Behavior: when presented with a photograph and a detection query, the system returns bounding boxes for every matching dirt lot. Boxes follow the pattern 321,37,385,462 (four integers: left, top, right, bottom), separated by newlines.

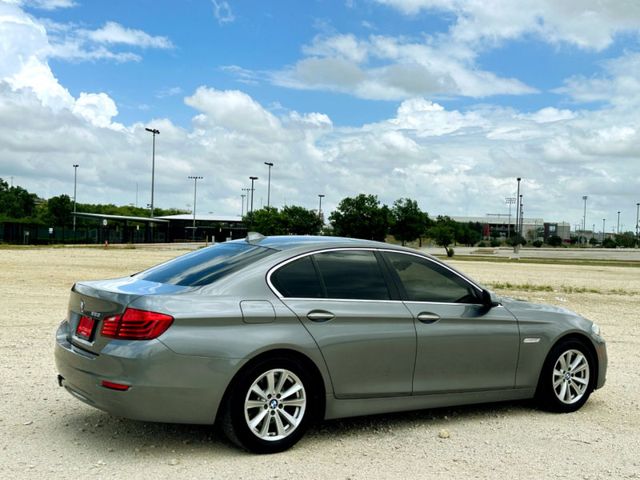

0,247,638,479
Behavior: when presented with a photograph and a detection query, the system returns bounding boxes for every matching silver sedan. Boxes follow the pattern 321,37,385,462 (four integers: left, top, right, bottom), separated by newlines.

55,235,607,453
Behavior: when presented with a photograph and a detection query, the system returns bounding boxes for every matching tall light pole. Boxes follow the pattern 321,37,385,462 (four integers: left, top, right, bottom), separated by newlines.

582,195,588,233
519,194,524,238
243,188,251,215
636,203,640,247
602,218,606,243
249,176,258,213
145,127,160,217
515,178,521,236
72,164,79,232
241,194,246,216
264,162,273,208
188,176,203,241
505,197,516,238
318,194,325,219
617,211,621,234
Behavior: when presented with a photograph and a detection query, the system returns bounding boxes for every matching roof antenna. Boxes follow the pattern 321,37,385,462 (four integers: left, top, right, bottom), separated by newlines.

245,232,265,244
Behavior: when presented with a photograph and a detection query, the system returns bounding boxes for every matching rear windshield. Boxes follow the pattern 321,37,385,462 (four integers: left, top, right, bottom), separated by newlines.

135,242,276,287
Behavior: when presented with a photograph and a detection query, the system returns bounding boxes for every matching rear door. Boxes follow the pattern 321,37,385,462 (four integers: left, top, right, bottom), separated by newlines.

270,249,416,398
382,251,520,394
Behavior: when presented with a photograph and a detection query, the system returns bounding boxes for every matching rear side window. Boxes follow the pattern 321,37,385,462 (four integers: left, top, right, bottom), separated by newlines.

135,242,275,287
384,252,478,303
314,250,390,300
271,256,323,298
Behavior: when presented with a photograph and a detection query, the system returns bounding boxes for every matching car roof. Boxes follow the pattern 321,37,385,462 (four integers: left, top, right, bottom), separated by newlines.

231,234,409,252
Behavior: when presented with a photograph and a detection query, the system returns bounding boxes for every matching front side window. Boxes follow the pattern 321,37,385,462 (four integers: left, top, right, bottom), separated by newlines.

384,252,478,303
314,250,390,300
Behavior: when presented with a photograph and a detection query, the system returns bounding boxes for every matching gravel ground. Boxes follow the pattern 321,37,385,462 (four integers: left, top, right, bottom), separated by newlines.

0,247,638,479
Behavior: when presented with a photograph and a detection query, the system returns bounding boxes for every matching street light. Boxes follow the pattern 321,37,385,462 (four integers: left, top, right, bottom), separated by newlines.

636,203,640,247
515,178,521,235
72,164,79,232
145,127,160,217
249,176,258,213
519,194,524,237
242,188,251,215
318,194,325,219
264,162,274,208
582,195,588,233
505,197,516,239
617,211,621,234
188,176,203,241
602,218,606,243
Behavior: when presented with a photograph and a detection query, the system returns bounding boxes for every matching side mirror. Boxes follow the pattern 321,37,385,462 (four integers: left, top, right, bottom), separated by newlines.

481,289,499,309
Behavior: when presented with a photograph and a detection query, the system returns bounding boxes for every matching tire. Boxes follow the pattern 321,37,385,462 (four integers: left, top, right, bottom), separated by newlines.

221,356,316,454
536,339,595,413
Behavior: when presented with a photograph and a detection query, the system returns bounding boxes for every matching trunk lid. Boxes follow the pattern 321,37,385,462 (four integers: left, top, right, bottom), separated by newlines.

67,277,190,354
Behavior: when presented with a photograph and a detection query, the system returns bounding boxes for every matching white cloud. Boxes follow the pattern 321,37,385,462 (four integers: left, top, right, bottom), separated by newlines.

21,0,76,10
556,52,640,108
211,0,235,24
82,21,173,49
375,0,640,51
270,34,535,100
0,1,639,229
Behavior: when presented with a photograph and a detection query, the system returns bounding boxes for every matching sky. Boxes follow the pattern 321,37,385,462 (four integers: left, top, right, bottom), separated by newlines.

0,0,639,232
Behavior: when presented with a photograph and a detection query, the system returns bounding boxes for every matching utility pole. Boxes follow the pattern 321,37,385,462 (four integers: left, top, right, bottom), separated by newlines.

241,194,246,217
249,176,258,213
515,178,521,236
145,127,160,217
617,211,621,234
72,164,79,232
188,176,203,241
264,162,273,208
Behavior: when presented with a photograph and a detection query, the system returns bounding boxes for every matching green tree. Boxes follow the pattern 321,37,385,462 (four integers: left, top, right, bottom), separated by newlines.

427,217,455,256
280,205,322,235
547,235,563,247
390,198,428,245
615,232,636,248
456,222,482,246
0,178,38,219
244,207,284,235
46,194,73,226
329,194,390,241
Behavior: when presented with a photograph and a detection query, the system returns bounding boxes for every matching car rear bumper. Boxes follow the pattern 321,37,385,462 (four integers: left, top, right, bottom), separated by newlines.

54,320,238,425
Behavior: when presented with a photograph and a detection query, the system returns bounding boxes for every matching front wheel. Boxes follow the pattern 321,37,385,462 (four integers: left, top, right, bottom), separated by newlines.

222,357,316,453
537,339,595,413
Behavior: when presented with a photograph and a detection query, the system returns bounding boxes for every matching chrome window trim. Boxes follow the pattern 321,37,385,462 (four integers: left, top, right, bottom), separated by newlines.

266,247,484,302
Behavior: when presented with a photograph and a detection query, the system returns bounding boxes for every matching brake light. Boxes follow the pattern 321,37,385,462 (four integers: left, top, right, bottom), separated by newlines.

100,308,174,340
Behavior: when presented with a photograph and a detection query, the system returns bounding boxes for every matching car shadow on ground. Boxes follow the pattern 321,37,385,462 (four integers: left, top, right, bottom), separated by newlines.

55,399,537,456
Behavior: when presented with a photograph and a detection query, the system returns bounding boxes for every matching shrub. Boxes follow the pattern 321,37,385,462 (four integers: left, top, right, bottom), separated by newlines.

532,240,543,248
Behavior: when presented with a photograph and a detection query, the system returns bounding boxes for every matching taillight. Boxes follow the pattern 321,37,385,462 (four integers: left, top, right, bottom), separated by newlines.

100,308,174,340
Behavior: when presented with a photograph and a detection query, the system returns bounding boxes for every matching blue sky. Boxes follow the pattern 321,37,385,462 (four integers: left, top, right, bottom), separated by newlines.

1,0,640,231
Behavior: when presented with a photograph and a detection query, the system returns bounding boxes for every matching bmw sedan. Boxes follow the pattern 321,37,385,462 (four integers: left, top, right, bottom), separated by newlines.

55,235,607,453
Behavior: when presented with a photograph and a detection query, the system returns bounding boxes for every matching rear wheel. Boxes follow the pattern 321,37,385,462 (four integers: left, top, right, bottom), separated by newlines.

537,339,595,413
222,357,315,453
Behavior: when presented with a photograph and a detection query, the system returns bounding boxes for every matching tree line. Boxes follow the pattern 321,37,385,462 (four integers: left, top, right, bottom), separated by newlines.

0,178,184,226
245,193,484,254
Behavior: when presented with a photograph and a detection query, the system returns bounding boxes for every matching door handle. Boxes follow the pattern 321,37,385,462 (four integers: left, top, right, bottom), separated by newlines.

417,312,440,324
306,310,335,322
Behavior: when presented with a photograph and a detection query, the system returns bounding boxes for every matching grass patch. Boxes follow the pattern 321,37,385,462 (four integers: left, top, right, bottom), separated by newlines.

435,254,640,268
487,282,634,296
